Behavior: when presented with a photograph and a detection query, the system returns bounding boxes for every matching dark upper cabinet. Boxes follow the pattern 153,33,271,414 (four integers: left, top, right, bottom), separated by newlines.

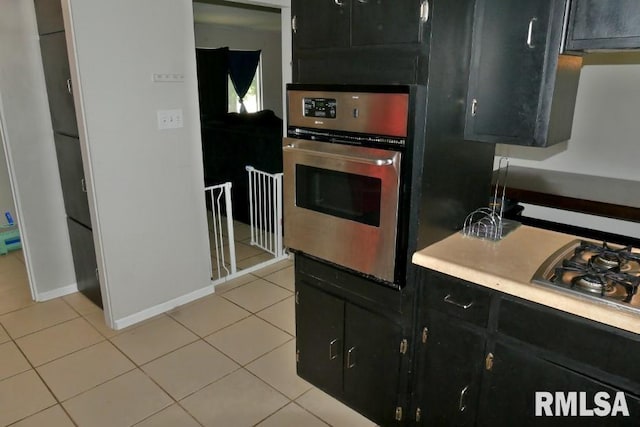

67,218,101,308
415,310,485,426
566,0,640,51
464,0,582,147
291,0,430,84
53,134,91,228
291,0,350,49
295,275,403,426
292,0,426,49
34,0,64,35
350,0,424,46
39,31,79,138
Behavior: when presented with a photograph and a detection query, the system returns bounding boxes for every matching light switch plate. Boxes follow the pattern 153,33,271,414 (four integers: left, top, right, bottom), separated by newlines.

157,109,183,130
152,73,185,82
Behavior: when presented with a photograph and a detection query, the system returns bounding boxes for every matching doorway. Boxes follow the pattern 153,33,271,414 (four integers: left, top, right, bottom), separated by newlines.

192,0,291,282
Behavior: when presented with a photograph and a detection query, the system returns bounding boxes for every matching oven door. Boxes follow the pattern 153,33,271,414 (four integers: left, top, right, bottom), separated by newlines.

283,137,401,283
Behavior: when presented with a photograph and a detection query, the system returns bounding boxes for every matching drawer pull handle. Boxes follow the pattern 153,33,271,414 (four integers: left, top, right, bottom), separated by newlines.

444,294,474,309
329,339,339,361
459,385,469,412
346,346,357,368
526,17,537,48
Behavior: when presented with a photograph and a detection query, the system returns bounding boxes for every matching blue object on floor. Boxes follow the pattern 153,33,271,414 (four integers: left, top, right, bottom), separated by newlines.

0,212,21,255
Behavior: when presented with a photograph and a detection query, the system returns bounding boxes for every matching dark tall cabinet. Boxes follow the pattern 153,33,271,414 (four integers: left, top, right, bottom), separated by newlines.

34,0,101,308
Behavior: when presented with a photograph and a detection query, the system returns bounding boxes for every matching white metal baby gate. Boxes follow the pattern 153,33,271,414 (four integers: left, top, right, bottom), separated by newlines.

246,166,285,259
205,168,287,285
205,182,237,282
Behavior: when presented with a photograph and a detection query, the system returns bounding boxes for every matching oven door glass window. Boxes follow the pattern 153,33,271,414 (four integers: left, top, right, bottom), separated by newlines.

296,165,381,227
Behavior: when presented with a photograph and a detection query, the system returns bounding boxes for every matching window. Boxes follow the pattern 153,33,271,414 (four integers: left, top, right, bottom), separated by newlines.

227,59,262,113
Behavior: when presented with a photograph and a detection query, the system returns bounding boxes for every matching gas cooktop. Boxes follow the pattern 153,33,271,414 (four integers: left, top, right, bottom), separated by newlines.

532,240,640,314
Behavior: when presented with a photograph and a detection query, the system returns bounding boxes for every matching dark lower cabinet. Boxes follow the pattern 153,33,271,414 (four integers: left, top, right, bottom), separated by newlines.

479,341,640,426
566,0,640,50
67,218,101,308
295,278,403,425
414,268,640,426
295,281,344,397
415,310,485,426
53,134,91,227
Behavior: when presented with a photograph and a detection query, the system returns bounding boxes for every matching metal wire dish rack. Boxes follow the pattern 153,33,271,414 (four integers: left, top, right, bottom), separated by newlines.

462,157,520,241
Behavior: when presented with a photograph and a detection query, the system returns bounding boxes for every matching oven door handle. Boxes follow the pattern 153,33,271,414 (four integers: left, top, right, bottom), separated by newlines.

283,143,394,166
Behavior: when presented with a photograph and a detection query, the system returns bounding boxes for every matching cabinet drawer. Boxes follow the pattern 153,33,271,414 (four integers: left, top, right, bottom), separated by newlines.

498,297,640,392
421,270,492,327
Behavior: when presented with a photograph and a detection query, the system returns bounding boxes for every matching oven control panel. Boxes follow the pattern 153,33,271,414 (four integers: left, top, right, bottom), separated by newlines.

303,98,337,119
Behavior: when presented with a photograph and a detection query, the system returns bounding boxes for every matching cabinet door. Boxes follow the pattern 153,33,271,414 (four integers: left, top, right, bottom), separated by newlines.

54,134,91,227
295,280,344,397
67,218,102,308
415,310,485,426
343,303,402,425
464,0,575,146
567,0,640,50
292,0,350,49
34,0,64,35
351,0,424,46
479,342,640,426
39,32,79,137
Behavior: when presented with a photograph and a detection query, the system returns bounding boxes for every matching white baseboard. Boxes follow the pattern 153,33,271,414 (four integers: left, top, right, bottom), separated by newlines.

35,283,78,302
112,284,215,330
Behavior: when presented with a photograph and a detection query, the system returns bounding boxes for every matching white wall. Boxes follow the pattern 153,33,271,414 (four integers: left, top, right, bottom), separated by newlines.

66,0,211,327
194,22,283,117
496,60,640,239
0,0,77,299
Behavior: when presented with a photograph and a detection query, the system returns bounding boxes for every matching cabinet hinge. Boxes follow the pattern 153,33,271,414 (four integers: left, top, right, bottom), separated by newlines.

95,268,99,282
291,15,297,33
295,291,299,305
296,349,300,363
415,407,422,422
66,78,73,95
485,352,494,371
395,406,403,421
420,1,430,23
399,338,408,355
421,327,428,344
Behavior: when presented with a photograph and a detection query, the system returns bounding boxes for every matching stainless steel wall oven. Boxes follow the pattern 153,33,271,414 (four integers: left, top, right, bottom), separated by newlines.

284,85,426,287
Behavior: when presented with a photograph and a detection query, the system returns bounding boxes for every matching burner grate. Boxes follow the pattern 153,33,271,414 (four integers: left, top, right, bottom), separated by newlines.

553,242,640,302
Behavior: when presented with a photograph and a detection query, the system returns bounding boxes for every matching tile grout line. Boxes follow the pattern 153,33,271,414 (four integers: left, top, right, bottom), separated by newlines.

2,315,81,427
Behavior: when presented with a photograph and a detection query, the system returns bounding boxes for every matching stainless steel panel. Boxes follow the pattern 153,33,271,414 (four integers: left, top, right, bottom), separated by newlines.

283,137,401,283
288,90,409,137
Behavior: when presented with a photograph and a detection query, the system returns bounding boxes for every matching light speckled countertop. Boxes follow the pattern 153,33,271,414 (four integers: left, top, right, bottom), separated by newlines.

412,225,640,334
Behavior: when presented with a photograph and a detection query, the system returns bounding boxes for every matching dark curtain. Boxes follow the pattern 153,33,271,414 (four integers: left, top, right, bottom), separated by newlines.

228,50,261,114
195,47,229,120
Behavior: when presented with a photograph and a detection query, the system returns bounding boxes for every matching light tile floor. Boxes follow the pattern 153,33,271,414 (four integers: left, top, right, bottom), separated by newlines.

0,252,377,427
